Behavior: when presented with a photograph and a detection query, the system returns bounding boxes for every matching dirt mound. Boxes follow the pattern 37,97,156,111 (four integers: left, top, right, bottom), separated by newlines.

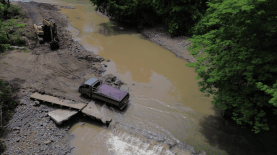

1,2,122,104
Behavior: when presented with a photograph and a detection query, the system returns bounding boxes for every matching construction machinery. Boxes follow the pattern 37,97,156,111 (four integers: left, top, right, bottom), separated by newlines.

34,18,59,49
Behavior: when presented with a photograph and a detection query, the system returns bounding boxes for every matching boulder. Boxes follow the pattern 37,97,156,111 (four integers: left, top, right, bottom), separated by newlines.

34,101,40,106
44,140,52,145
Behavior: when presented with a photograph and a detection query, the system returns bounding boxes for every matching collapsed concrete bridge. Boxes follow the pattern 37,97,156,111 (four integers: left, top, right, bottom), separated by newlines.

30,92,112,125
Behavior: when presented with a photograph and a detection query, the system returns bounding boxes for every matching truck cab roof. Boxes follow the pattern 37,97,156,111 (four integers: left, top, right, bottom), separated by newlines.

84,78,100,86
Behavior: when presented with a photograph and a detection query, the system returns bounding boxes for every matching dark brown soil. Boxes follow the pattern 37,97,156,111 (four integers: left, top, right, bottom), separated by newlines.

0,1,126,154
0,1,123,103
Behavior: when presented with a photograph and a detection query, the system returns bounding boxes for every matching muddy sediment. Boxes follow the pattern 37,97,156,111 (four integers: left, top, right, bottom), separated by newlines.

140,27,197,63
0,1,207,155
0,1,123,155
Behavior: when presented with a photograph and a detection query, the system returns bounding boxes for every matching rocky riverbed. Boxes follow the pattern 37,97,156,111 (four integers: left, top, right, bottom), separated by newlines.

2,92,74,155
0,1,124,155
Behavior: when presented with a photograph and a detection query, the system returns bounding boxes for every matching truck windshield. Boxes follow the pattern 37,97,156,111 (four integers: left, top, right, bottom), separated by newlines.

93,82,101,88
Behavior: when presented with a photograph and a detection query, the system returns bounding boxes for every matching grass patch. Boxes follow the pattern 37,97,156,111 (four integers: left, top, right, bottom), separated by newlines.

0,2,27,52
0,2,25,153
0,79,19,154
2,61,8,65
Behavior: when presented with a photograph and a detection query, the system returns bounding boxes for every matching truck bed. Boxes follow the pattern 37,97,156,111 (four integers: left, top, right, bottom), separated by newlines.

95,84,128,102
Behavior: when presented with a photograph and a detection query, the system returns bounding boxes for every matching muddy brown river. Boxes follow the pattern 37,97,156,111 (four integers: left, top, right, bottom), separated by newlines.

20,0,271,155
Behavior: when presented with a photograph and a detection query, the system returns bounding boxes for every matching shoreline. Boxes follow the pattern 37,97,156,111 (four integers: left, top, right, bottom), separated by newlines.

95,11,197,64
1,1,122,155
1,1,206,155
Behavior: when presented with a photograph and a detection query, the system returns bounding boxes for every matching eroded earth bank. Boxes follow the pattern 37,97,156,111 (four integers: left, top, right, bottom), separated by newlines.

0,1,208,155
0,1,126,155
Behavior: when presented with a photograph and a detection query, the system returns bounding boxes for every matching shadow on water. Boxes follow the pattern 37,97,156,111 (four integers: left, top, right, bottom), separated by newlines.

197,114,277,155
98,21,139,37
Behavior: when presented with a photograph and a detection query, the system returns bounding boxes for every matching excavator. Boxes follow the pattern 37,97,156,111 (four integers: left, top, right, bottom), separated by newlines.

33,18,59,49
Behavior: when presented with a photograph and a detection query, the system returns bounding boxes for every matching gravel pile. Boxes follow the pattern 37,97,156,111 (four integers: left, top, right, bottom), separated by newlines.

3,92,74,155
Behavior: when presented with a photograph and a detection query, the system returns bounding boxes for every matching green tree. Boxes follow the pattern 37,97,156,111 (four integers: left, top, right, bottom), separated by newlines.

89,0,209,36
186,0,277,134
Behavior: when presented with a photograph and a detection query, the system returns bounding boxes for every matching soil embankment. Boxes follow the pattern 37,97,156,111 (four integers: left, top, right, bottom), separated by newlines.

0,1,123,102
0,1,123,154
0,1,208,155
140,27,197,63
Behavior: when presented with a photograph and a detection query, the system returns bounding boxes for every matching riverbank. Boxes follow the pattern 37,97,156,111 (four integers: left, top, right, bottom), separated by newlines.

140,27,197,63
0,1,208,155
0,1,123,154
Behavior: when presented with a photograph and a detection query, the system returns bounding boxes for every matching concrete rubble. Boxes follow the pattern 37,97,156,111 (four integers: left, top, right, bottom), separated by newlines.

48,109,78,125
30,92,112,125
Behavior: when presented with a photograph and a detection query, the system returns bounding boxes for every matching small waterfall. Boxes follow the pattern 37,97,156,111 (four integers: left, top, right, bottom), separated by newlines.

106,123,193,155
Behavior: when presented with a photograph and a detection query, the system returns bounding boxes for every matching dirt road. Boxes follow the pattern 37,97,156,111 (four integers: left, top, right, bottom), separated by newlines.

0,1,122,103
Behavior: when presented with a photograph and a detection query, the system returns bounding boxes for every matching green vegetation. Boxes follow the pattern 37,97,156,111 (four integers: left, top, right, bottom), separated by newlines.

89,0,209,36
0,1,26,153
2,61,7,65
90,0,277,134
0,79,18,153
0,1,27,52
185,0,277,134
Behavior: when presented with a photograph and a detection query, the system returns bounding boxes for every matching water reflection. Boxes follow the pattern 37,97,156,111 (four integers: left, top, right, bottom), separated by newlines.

25,0,273,154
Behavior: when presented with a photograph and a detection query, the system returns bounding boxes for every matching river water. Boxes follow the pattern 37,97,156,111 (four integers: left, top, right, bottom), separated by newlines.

29,0,268,155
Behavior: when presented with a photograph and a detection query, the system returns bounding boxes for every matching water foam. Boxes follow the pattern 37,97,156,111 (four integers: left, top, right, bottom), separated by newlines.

106,132,176,155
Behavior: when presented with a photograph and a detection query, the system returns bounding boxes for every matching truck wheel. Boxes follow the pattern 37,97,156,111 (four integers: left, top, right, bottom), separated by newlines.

82,94,88,98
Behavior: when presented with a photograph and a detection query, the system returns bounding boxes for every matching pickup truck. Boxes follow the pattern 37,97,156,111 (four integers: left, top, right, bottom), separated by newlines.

78,78,129,110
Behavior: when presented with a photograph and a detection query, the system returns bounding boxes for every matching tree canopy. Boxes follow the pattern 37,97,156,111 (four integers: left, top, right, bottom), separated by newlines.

89,0,277,134
89,0,209,36
186,0,277,134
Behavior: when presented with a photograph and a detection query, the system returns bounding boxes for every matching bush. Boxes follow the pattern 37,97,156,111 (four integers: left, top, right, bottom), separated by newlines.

0,2,27,52
89,0,209,36
186,0,277,134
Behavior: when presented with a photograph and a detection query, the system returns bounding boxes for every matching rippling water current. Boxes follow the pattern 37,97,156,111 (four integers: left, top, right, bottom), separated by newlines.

25,0,267,155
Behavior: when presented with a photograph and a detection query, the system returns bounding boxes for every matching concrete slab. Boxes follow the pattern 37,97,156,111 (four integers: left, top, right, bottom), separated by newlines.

48,109,78,125
81,101,102,119
30,92,87,110
101,117,112,124
81,101,112,124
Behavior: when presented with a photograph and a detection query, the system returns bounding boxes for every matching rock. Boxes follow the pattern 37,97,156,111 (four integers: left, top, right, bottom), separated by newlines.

96,56,105,62
10,46,24,50
34,101,40,106
184,144,196,154
71,75,80,79
20,99,26,105
198,150,207,155
103,74,117,83
114,80,123,85
79,122,85,126
13,127,20,130
44,140,52,145
107,59,111,62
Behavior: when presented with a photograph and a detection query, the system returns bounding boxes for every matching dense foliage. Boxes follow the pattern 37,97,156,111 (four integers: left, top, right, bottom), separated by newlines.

0,1,26,51
186,0,277,134
0,2,26,152
89,0,209,36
